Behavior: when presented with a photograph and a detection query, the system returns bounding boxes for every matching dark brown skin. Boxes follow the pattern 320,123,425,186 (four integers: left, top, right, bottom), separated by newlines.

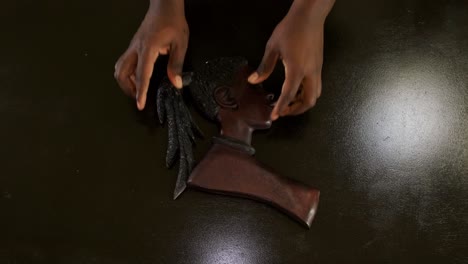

114,0,335,117
188,66,320,228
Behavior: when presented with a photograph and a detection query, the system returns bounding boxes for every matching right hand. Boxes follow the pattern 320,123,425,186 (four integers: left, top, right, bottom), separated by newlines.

114,0,188,110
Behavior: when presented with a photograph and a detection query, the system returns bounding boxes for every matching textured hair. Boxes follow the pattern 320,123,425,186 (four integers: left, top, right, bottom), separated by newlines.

156,57,248,198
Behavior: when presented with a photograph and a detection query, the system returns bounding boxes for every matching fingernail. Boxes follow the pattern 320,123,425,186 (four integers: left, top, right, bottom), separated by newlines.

136,95,143,110
248,72,258,83
270,107,278,120
175,75,183,89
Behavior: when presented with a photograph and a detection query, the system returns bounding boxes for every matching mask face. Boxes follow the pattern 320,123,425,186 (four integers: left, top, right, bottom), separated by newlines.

214,65,275,131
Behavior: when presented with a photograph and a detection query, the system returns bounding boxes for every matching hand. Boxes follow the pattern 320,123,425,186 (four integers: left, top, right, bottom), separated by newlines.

248,0,334,120
114,0,188,110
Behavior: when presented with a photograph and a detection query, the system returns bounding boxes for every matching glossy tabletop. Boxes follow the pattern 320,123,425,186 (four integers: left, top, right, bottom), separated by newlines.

0,0,467,263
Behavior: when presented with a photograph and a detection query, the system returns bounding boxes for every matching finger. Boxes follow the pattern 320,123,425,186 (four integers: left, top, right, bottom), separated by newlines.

130,74,136,87
135,49,159,110
167,41,188,89
280,85,303,116
287,78,317,116
271,63,303,120
114,52,138,97
248,43,279,84
284,101,303,116
316,75,322,99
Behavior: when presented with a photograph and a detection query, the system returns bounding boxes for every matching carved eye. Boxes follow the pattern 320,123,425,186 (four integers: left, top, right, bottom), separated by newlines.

267,94,275,102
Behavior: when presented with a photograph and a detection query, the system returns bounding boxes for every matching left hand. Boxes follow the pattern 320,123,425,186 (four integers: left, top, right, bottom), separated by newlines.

248,0,334,120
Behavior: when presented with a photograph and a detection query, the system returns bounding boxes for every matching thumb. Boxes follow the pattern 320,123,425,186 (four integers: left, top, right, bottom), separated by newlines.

248,46,279,84
167,42,187,89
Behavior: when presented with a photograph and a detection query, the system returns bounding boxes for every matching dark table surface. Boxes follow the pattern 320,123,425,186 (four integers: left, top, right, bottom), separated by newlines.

1,0,467,263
